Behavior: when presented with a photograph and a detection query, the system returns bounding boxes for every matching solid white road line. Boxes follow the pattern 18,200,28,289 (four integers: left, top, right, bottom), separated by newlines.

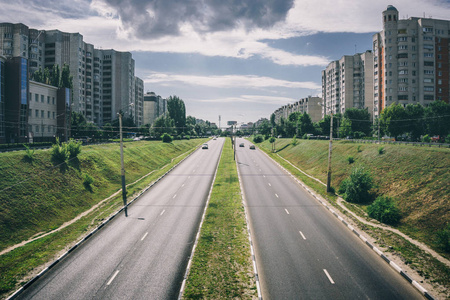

182,184,185,187
160,210,165,216
299,231,306,240
323,269,335,284
173,194,177,199
285,209,290,215
107,270,120,285
268,183,271,186
275,193,279,198
141,232,148,241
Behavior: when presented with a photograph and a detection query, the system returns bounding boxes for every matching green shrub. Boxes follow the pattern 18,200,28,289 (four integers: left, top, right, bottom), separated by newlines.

436,224,450,253
23,144,35,162
357,145,362,152
367,196,401,225
445,134,450,144
253,135,263,143
161,133,173,143
338,178,349,194
185,135,190,140
347,156,354,164
302,133,308,139
341,166,374,203
422,134,431,143
378,146,385,155
291,135,298,146
51,138,69,165
66,139,82,159
269,137,276,143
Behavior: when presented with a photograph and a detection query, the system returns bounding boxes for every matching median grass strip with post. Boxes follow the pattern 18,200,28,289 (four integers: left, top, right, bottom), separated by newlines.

183,138,257,299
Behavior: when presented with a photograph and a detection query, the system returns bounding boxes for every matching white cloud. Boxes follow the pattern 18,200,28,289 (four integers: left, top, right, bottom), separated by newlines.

143,73,321,90
196,95,298,105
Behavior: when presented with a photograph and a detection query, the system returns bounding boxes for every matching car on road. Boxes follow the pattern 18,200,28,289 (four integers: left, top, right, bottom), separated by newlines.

249,144,255,149
202,143,209,149
239,143,244,147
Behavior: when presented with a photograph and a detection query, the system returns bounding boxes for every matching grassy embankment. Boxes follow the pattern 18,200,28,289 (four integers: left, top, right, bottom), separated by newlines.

0,139,206,298
183,138,257,299
256,138,449,294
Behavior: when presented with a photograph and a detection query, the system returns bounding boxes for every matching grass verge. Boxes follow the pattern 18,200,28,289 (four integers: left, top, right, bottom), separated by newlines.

183,138,257,299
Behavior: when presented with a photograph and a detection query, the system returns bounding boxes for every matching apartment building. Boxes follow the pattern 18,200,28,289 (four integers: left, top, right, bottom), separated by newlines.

321,51,374,118
143,92,167,125
373,5,450,118
273,96,323,123
0,56,5,143
0,23,144,128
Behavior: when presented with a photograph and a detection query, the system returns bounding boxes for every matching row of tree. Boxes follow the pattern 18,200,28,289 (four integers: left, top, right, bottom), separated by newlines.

260,101,450,142
32,64,73,89
70,95,221,140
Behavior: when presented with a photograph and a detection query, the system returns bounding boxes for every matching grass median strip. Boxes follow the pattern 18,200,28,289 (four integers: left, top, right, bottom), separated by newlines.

183,138,257,299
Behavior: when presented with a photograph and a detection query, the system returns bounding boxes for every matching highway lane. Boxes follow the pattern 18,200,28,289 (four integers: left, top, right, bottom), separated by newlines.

236,138,423,300
15,138,224,300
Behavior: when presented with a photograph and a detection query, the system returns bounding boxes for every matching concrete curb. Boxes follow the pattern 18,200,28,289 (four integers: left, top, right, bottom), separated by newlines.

260,149,435,300
7,144,202,300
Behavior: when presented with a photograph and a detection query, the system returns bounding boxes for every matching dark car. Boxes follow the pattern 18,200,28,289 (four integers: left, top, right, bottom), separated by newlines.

249,145,255,149
202,143,208,149
239,143,244,147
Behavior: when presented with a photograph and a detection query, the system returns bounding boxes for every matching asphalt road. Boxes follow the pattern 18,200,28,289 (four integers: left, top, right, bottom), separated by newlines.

236,138,423,300
15,138,224,300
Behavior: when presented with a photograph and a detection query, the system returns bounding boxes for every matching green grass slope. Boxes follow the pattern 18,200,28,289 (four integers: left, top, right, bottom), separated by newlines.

0,139,204,252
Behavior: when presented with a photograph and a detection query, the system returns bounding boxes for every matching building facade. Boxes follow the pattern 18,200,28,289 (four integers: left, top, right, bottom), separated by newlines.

143,92,167,126
373,5,450,118
273,96,323,123
321,51,374,118
0,56,5,143
0,23,144,128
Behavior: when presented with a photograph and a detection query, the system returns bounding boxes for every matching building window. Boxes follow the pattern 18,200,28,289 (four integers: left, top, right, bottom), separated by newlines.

41,110,44,118
35,94,39,102
52,97,55,104
48,111,50,118
53,112,55,119
47,96,50,103
35,110,39,117
41,95,44,102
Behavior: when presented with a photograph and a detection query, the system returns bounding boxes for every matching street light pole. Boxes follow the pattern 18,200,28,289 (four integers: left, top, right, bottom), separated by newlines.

326,113,333,193
119,113,128,217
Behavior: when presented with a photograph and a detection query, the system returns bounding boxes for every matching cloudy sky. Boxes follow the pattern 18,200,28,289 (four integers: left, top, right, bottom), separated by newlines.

2,0,450,125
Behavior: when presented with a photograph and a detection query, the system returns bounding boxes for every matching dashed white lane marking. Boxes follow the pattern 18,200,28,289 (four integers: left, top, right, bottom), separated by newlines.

285,209,290,215
259,169,262,172
188,176,191,179
182,184,185,187
299,231,306,240
323,269,335,284
192,169,196,173
141,232,148,241
275,193,279,198
268,183,271,186
160,210,166,216
263,175,266,178
173,194,177,199
107,270,120,285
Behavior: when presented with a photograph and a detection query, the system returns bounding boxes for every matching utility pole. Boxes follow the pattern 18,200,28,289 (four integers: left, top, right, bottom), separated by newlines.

326,113,333,193
119,113,128,217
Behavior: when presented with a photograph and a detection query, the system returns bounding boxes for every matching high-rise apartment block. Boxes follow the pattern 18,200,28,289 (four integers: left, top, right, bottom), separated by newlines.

0,23,144,128
373,5,450,118
321,51,374,117
273,96,323,123
143,92,167,125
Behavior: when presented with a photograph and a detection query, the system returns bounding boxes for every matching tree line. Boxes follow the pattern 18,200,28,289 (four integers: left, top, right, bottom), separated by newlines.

257,101,450,143
70,95,221,141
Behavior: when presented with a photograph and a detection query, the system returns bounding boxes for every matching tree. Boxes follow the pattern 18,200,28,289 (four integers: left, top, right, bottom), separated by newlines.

338,118,352,138
151,114,175,137
257,119,272,137
270,113,276,128
51,64,61,87
61,64,73,89
343,108,371,137
379,103,407,139
405,103,425,141
424,100,450,139
167,96,186,135
298,113,314,137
